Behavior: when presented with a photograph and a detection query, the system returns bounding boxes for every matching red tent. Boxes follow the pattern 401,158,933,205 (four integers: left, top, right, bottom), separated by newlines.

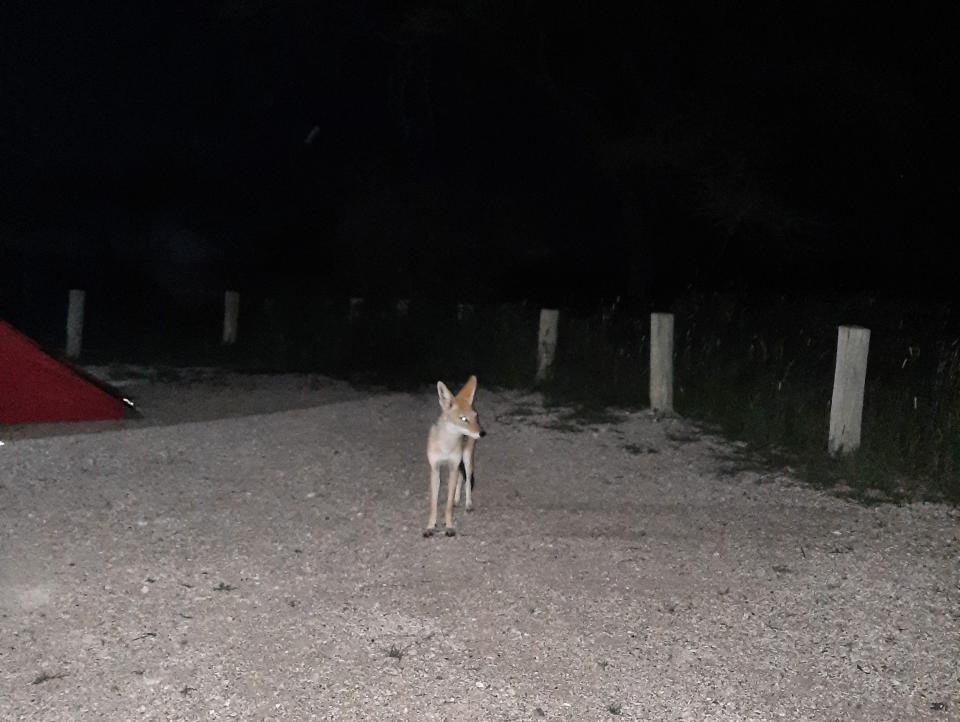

0,320,128,424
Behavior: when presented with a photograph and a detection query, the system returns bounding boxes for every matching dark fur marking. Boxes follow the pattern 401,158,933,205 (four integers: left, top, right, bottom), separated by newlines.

458,461,476,489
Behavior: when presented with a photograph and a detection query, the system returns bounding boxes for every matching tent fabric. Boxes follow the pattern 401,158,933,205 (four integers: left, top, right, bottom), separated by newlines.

0,320,126,424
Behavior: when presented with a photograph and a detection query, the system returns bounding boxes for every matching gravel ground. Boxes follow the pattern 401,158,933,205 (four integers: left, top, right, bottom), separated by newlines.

1,371,958,721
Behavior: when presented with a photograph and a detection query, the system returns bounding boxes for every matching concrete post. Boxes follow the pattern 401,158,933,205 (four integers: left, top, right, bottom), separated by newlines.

222,290,240,345
349,297,364,321
829,325,871,455
457,303,475,322
66,289,85,359
650,312,674,413
535,308,559,383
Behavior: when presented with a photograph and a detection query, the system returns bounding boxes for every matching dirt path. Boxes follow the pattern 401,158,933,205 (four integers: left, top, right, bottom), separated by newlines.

1,374,957,721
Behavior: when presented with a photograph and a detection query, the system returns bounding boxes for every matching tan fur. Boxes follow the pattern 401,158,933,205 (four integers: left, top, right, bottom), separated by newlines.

425,375,485,536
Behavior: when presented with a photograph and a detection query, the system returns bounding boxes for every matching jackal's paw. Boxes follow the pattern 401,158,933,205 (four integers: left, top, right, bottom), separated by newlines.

444,528,456,537
423,527,436,537
465,503,474,512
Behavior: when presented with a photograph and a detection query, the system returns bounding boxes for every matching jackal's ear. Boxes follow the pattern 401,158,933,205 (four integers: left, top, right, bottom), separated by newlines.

457,374,478,405
437,381,454,409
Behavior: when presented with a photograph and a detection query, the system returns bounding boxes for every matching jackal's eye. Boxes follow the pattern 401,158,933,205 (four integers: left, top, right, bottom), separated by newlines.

459,415,468,422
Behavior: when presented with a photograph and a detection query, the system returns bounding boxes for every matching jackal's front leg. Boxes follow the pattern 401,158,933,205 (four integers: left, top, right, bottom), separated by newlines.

443,463,458,536
424,463,441,536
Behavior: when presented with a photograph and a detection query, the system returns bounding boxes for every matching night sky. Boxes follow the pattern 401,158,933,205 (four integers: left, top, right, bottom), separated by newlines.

3,2,959,310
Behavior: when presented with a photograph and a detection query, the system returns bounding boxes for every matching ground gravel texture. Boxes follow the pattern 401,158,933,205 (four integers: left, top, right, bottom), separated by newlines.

1,371,958,721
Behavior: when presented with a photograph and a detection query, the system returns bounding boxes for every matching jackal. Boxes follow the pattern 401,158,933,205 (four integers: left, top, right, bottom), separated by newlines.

424,375,485,537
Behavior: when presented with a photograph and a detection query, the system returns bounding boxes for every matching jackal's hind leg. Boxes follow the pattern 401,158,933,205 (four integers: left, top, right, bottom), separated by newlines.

454,461,466,506
461,441,475,512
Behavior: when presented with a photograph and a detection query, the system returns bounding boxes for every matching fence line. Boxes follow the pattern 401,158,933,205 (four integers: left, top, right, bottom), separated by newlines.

50,292,887,455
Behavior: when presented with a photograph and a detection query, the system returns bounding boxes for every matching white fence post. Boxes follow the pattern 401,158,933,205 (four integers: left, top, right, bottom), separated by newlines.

650,312,674,413
829,325,871,455
535,308,559,383
222,290,240,345
66,289,85,359
349,297,364,321
457,303,475,322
